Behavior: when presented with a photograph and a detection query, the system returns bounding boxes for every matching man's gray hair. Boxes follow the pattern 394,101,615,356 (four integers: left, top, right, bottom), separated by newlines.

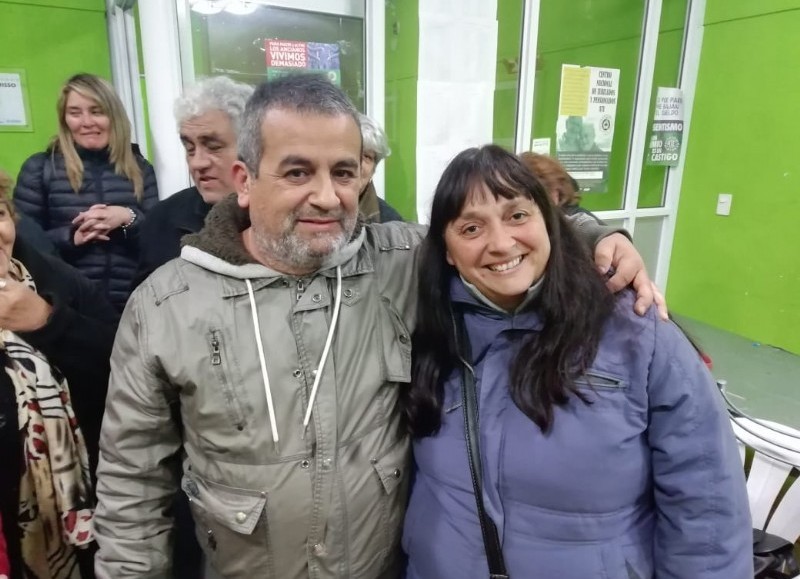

358,113,391,164
174,75,254,134
238,74,361,176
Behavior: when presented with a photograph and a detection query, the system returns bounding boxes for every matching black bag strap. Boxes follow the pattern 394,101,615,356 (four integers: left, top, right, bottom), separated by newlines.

453,311,509,579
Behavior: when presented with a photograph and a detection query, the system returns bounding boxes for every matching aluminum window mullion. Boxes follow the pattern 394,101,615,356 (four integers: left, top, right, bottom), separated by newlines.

654,0,706,291
620,0,663,237
514,0,541,154
106,1,149,156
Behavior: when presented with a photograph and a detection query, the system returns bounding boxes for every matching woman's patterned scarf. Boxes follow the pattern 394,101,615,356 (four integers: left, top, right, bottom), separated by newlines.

2,258,93,579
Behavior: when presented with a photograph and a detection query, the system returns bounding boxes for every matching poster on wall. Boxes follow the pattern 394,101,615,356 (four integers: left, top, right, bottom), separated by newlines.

265,39,341,86
555,64,619,193
0,70,32,132
646,87,684,167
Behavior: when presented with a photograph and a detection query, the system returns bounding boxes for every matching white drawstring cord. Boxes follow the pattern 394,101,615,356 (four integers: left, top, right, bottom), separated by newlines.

302,266,343,435
245,279,280,450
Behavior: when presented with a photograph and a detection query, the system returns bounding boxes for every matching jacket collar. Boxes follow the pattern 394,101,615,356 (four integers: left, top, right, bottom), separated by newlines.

449,274,545,330
174,187,212,233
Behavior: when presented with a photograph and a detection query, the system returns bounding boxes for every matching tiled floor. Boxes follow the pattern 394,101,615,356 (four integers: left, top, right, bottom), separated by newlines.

673,314,800,430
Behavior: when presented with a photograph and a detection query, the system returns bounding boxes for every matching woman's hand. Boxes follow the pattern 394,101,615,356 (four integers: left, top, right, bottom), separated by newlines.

594,233,668,320
72,204,134,245
0,277,52,332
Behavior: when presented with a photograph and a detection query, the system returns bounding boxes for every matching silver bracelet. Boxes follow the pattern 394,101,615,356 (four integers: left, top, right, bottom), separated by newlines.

120,208,137,230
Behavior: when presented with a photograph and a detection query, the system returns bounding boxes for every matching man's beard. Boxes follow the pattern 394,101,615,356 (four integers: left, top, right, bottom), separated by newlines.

252,210,357,273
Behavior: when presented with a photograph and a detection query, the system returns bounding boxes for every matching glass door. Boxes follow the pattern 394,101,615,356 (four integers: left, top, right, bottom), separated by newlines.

137,0,380,198
513,0,705,289
180,0,366,111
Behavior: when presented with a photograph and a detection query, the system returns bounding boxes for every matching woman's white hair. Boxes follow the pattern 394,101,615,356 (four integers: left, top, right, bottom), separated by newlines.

174,76,254,133
358,113,391,163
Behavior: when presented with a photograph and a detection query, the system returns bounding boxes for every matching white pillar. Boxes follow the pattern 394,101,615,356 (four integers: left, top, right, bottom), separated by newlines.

138,0,190,199
365,0,386,199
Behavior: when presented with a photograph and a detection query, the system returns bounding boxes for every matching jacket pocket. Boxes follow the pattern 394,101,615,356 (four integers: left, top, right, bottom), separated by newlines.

574,370,628,390
206,329,247,431
379,297,412,383
354,440,410,577
182,472,271,578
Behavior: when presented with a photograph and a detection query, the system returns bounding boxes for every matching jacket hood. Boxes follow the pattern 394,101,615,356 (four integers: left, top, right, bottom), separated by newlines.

180,193,365,279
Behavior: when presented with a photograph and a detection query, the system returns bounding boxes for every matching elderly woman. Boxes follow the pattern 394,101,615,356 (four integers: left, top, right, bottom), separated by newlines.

13,73,159,311
358,113,403,223
0,170,118,577
402,145,752,579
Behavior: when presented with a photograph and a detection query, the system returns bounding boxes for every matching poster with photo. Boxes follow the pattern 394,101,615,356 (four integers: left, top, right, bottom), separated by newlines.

646,87,684,167
265,39,341,86
555,65,619,193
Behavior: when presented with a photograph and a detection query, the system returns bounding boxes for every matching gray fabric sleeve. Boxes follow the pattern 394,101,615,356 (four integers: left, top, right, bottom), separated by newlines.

566,211,631,248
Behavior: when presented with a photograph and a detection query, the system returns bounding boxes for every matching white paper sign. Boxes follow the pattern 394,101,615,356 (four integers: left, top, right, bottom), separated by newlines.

0,73,27,126
530,137,552,155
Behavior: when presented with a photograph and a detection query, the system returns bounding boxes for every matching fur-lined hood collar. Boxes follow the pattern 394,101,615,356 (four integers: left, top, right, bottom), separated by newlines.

179,193,365,280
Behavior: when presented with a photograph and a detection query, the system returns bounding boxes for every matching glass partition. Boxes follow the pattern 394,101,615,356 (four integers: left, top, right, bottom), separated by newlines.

184,3,365,110
530,0,646,212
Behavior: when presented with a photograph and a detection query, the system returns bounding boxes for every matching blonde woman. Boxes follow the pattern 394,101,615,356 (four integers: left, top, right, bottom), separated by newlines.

14,73,158,310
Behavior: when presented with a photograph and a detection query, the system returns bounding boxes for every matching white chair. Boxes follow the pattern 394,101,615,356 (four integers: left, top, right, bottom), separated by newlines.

731,415,800,578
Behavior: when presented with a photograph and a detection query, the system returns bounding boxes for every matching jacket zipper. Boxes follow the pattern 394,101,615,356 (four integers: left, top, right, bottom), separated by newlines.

211,337,222,366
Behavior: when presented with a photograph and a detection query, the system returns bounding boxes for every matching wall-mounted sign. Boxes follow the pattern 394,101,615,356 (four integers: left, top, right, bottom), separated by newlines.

265,39,341,86
646,87,684,167
530,137,551,155
0,69,32,132
555,64,619,193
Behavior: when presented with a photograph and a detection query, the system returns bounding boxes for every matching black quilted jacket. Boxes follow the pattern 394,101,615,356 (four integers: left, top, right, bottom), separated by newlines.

13,145,159,310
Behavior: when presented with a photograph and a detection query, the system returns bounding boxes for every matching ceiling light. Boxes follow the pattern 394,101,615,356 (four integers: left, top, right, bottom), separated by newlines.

225,1,259,15
190,0,225,15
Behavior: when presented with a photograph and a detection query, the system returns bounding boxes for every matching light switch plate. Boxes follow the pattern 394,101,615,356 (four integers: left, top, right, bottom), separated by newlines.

716,193,732,216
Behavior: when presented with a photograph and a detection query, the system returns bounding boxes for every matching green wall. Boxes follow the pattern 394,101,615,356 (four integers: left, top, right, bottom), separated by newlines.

667,0,800,354
384,0,419,220
0,0,111,181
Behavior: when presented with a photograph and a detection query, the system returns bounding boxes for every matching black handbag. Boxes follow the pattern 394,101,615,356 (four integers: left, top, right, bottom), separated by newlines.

454,312,509,579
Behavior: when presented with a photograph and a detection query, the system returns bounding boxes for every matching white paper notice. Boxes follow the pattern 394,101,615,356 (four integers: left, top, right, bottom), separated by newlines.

531,137,552,155
0,72,27,126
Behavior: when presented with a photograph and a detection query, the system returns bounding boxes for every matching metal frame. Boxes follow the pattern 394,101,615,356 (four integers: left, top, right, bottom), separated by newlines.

106,0,149,158
618,0,663,238
653,0,706,291
513,0,540,154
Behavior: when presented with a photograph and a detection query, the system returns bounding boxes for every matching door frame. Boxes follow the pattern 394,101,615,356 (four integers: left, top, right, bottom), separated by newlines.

513,0,706,291
114,0,383,199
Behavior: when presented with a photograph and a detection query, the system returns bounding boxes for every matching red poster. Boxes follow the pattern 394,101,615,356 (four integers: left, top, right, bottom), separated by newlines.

266,39,308,69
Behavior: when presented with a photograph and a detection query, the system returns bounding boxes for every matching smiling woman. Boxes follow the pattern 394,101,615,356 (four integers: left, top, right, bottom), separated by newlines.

12,73,159,311
401,144,753,579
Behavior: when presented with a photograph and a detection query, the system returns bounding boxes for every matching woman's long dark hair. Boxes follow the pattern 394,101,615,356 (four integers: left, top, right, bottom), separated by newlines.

404,145,616,436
